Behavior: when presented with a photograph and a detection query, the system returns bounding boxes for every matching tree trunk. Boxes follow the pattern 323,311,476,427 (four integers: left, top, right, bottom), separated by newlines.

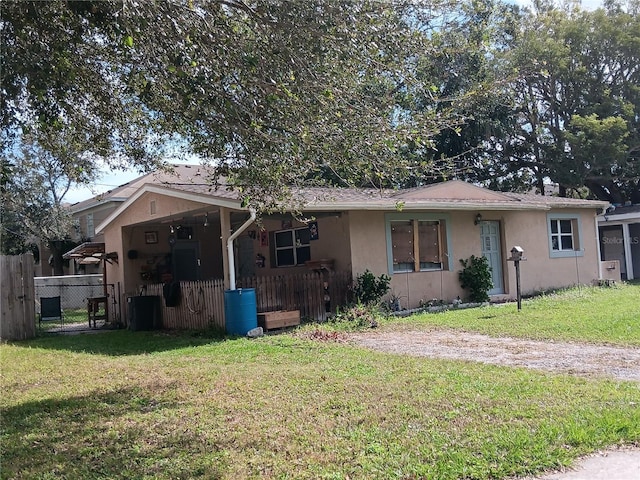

631,181,640,204
537,176,545,196
584,179,625,204
48,241,65,276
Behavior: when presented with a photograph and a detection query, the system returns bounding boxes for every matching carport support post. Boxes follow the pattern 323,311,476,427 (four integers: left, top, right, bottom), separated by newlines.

220,207,231,290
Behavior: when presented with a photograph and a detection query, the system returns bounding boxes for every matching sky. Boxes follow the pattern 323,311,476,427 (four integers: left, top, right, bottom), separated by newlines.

65,162,187,204
64,0,605,204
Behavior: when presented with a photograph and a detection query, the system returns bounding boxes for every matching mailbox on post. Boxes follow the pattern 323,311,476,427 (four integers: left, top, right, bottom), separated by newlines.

509,246,524,262
507,246,526,310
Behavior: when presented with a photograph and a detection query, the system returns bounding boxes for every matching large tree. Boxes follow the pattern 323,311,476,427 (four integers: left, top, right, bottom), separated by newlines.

498,0,640,202
412,0,528,190
2,0,477,213
1,127,98,274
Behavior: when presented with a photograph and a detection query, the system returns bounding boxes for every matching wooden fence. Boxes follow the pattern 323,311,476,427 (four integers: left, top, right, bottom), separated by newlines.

238,271,352,321
1,254,36,340
142,271,352,330
145,279,226,330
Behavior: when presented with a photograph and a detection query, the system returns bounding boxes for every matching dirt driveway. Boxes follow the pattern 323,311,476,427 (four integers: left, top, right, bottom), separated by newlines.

348,328,640,382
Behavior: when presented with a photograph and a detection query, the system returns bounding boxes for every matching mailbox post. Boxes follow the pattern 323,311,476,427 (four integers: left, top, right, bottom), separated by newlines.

507,246,526,310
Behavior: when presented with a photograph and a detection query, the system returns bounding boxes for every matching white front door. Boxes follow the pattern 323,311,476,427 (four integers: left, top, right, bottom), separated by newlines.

480,221,504,295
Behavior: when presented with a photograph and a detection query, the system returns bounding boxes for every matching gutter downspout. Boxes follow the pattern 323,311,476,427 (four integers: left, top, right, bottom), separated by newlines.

227,209,257,290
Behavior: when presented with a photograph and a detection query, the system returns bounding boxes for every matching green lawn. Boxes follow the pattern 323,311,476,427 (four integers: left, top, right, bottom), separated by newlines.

1,284,639,479
39,308,101,332
388,283,640,346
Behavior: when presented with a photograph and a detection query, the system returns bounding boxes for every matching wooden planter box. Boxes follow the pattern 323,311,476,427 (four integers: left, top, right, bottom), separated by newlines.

258,310,301,330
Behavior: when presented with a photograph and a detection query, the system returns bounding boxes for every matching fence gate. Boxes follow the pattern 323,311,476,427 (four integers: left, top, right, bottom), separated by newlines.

1,254,36,340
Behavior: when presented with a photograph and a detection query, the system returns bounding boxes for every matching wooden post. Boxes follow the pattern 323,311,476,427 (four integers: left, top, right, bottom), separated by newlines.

507,246,525,312
219,207,231,290
515,260,522,311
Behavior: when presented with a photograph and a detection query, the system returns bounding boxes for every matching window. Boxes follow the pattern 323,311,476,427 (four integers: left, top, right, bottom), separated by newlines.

547,214,583,258
86,213,95,238
387,215,449,273
550,219,573,251
274,227,311,267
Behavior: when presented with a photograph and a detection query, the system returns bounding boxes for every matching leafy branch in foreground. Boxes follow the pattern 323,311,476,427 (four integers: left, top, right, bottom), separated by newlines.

1,0,489,213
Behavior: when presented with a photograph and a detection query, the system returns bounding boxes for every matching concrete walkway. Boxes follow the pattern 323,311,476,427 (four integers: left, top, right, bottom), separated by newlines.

530,449,640,480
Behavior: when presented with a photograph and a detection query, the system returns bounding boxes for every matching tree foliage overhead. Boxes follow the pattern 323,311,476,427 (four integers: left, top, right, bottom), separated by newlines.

2,0,474,212
2,0,639,224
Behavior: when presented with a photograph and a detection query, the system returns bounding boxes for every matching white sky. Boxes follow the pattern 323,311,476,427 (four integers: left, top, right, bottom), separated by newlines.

64,0,606,204
66,168,146,204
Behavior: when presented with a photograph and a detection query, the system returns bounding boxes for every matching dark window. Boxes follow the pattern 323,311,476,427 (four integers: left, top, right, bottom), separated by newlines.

274,227,311,266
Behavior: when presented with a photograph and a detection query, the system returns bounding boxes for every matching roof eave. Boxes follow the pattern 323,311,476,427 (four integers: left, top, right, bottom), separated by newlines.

70,197,128,214
95,184,243,234
598,212,640,222
302,201,552,211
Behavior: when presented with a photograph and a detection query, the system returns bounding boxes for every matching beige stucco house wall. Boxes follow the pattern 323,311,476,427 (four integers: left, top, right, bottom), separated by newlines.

97,177,608,317
346,207,602,309
502,209,601,294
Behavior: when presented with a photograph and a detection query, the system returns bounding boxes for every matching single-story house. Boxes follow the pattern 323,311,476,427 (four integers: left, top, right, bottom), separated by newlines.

95,168,609,329
598,204,640,280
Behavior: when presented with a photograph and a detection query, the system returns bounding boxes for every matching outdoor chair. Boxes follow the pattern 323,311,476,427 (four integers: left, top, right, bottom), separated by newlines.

39,296,63,328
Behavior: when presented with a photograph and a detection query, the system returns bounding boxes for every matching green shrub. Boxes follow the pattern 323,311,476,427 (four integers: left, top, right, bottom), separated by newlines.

352,269,391,305
458,255,493,303
330,303,380,329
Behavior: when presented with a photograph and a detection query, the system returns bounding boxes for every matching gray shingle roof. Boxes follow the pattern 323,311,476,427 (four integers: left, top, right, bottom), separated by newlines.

75,163,608,213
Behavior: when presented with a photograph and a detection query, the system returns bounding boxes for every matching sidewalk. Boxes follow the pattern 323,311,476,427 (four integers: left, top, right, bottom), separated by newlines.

532,449,640,480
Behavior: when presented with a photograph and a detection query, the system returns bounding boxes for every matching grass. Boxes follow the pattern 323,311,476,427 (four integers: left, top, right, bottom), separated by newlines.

39,308,101,332
2,284,639,479
381,283,640,346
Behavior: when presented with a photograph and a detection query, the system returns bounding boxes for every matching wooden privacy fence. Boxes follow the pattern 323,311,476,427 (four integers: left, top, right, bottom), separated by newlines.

142,271,352,330
238,271,352,321
1,254,36,341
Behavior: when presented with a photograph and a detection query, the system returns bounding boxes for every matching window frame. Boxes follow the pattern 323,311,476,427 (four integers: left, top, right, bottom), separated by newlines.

86,213,95,239
546,213,584,258
273,227,311,267
385,213,453,275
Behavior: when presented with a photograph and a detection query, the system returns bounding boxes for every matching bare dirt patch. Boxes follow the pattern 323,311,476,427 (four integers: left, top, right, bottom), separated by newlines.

348,328,640,382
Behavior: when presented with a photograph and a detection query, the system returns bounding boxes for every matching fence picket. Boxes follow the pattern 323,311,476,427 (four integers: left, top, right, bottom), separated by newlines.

139,271,351,330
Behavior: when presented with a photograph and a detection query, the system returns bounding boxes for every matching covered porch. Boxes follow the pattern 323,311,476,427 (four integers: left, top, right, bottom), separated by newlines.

98,186,354,328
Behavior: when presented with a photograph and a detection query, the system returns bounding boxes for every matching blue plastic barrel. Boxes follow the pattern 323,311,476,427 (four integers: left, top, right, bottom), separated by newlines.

224,288,257,336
